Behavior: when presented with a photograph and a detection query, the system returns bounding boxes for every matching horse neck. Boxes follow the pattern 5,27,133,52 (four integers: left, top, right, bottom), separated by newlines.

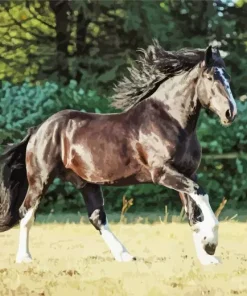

151,66,202,133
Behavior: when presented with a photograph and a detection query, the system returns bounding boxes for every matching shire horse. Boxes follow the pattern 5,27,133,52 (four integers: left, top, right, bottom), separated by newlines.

0,42,237,265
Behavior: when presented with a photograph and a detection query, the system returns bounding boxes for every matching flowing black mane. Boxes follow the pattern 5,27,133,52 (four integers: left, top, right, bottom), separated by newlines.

112,40,206,110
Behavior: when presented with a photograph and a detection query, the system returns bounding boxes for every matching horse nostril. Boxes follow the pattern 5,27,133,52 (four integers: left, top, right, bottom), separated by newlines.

225,109,231,120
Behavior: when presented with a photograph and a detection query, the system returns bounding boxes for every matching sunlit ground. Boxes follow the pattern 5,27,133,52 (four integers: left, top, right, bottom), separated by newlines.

0,214,247,296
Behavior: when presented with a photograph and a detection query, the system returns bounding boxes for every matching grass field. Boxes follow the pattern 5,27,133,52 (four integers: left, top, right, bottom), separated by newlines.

0,215,247,296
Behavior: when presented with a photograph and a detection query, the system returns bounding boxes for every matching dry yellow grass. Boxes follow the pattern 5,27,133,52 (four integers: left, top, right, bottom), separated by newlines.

0,221,247,296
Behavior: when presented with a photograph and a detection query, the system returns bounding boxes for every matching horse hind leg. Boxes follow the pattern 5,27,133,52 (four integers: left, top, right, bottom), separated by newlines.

15,190,37,263
16,169,53,263
81,183,136,262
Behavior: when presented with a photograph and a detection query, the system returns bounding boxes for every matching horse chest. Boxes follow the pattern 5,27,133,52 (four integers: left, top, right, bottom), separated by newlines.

171,138,201,176
141,133,201,177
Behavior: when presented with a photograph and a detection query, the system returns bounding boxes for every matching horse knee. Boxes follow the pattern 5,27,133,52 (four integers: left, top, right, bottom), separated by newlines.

19,197,38,220
88,208,106,231
19,207,36,228
19,205,28,220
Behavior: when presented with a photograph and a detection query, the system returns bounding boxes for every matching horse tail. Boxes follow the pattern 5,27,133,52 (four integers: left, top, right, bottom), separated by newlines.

0,127,37,232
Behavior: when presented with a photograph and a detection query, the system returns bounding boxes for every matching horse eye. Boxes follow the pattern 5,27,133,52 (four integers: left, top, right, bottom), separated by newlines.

208,77,213,81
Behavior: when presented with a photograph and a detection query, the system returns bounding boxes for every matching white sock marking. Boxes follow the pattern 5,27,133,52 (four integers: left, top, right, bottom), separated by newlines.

100,223,134,262
16,208,35,263
190,193,219,264
193,232,220,265
190,193,218,227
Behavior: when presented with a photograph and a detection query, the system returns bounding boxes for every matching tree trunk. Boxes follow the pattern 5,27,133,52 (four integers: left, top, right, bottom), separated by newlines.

49,0,70,84
75,7,90,82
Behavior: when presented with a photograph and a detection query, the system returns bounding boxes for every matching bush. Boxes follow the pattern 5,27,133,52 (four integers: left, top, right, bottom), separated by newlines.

0,79,112,142
0,80,113,213
0,80,246,213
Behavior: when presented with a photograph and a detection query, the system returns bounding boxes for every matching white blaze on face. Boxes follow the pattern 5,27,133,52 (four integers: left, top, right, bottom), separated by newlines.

16,208,36,263
216,67,237,117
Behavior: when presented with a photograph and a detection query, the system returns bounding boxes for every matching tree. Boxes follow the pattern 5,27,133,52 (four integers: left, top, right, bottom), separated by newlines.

0,0,247,213
49,0,70,83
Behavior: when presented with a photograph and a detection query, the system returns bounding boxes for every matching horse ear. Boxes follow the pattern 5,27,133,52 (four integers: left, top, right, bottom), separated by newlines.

205,45,213,66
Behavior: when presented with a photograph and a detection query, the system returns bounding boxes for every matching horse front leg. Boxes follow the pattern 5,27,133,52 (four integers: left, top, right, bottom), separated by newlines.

81,183,136,262
153,166,220,265
179,174,204,225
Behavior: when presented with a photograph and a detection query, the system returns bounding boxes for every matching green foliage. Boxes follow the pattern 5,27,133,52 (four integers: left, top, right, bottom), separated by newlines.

0,0,247,213
197,102,247,207
0,79,112,143
0,81,247,213
0,80,113,212
1,0,246,97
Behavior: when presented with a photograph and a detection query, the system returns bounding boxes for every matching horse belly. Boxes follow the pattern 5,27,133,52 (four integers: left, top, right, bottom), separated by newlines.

66,143,142,184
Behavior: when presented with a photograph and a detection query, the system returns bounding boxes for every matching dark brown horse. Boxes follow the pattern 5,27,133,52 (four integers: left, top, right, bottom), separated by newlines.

0,42,237,265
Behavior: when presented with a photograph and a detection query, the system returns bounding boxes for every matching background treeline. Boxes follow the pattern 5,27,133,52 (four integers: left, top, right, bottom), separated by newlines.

0,0,247,214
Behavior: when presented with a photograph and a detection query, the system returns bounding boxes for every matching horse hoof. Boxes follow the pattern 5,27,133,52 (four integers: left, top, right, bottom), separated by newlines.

116,252,136,262
200,255,221,265
16,254,33,264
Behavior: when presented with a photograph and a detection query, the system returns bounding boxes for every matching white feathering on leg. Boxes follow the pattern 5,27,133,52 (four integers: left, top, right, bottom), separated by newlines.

193,231,220,265
16,208,35,263
190,193,220,265
100,223,135,262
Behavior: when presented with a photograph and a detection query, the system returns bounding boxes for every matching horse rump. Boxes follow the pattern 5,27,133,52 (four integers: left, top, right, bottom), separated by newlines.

0,127,36,232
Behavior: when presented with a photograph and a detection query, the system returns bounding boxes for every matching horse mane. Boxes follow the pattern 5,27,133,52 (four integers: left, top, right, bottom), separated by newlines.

111,40,206,110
